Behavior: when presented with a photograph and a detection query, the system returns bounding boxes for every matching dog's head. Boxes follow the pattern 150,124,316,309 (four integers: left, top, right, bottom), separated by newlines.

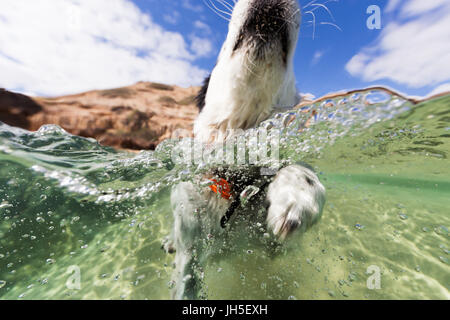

194,1,301,142
227,0,301,65
195,0,301,113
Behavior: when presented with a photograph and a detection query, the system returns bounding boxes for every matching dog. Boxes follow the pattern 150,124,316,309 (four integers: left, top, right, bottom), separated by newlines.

164,0,326,300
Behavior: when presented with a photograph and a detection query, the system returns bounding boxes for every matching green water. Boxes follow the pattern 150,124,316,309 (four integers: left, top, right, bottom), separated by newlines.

0,90,449,300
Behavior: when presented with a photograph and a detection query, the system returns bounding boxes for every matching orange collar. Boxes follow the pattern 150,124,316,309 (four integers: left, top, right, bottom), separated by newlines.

209,178,232,200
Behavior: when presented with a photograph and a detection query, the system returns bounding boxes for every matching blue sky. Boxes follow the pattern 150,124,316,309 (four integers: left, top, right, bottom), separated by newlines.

135,0,392,98
1,0,449,98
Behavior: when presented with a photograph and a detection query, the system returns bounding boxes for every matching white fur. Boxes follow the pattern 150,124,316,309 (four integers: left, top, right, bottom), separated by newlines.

194,0,301,142
167,0,326,300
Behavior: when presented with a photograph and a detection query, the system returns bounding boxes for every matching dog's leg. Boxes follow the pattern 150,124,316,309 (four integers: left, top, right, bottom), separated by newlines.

266,165,326,240
169,182,205,300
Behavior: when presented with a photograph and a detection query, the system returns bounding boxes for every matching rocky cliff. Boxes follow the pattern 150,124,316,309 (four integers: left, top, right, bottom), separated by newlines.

0,82,199,150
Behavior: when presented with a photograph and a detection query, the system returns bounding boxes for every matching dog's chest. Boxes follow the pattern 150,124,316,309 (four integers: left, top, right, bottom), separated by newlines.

205,166,276,228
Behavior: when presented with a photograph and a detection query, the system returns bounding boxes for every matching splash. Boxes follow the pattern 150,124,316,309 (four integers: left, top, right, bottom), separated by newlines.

0,88,448,299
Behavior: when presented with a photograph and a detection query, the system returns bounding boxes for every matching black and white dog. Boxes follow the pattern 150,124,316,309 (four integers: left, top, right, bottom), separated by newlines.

164,0,326,300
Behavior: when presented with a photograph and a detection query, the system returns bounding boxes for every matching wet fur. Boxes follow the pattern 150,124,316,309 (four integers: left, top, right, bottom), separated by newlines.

167,0,326,300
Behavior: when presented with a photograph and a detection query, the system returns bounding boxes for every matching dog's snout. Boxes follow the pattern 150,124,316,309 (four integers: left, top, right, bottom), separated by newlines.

233,0,299,63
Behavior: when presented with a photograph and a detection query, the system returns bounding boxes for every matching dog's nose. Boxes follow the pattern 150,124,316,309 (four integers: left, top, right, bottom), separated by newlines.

233,0,295,61
244,0,290,38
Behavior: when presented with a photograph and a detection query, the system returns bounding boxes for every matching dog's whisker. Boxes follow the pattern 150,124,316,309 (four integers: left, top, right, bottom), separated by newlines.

319,21,342,32
208,0,232,16
215,0,234,13
203,0,231,21
302,0,318,10
308,3,336,22
243,54,261,78
303,10,317,40
301,0,341,39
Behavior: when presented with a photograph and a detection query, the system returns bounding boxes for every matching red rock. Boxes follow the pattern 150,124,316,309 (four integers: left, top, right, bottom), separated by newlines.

0,82,200,150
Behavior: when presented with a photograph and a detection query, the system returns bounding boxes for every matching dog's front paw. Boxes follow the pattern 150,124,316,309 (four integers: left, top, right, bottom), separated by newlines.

266,165,325,240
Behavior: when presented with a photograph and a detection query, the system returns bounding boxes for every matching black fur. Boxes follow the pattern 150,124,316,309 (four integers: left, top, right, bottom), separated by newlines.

195,75,211,112
233,0,291,64
212,165,278,228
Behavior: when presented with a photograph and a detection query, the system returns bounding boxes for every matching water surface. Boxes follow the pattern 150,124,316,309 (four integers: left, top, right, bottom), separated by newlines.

0,90,448,299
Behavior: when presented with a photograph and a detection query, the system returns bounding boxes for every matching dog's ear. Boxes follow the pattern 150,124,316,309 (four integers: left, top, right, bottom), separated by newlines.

195,74,211,112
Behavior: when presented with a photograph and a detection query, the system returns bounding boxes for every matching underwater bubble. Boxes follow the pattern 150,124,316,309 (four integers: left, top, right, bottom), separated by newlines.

167,280,176,289
364,91,391,105
350,93,361,102
355,223,365,230
0,201,13,209
262,120,275,130
81,244,88,249
46,258,55,265
240,185,260,206
282,112,297,127
274,113,284,120
183,274,193,283
37,124,68,135
434,226,448,236
0,145,12,154
321,100,336,108
338,98,348,106
36,217,45,223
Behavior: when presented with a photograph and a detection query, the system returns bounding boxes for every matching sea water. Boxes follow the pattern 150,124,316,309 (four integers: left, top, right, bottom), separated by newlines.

0,89,448,299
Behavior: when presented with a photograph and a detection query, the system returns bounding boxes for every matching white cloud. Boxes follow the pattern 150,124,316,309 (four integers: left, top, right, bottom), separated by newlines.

190,36,214,58
0,0,211,96
194,20,212,35
163,11,181,25
311,50,325,65
427,83,450,97
182,0,204,13
346,0,450,88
